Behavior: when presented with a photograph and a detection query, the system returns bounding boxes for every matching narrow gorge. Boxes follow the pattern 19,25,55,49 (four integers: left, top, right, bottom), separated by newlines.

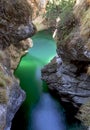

0,0,90,130
11,30,84,130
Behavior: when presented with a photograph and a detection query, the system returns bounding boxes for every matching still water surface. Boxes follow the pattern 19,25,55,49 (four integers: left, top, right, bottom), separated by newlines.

11,30,82,130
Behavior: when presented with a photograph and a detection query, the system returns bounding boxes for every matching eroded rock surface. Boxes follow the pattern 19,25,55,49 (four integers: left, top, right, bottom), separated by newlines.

42,56,90,107
42,0,90,125
0,0,36,130
27,0,48,19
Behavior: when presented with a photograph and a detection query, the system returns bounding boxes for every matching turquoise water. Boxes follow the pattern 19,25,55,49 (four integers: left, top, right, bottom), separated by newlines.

11,30,82,130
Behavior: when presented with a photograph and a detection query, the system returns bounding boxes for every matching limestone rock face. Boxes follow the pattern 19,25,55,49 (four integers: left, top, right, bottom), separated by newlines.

27,0,48,19
0,0,36,130
57,0,90,62
42,56,90,107
27,0,49,31
42,0,90,125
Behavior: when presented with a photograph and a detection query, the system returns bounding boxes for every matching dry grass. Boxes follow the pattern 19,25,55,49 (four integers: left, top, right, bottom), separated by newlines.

0,89,8,103
0,78,6,88
74,0,88,19
0,65,12,104
0,0,33,48
0,51,6,62
77,101,90,126
80,8,90,39
0,72,13,88
0,0,32,25
0,65,13,88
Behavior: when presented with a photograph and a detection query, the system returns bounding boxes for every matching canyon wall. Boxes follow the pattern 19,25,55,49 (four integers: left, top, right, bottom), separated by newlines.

42,0,90,126
0,0,36,130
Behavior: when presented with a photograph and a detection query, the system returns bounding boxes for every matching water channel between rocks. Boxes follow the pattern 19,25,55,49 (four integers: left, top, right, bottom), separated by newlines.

11,30,83,130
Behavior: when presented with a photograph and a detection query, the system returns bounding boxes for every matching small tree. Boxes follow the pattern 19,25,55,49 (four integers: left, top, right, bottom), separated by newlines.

45,0,75,27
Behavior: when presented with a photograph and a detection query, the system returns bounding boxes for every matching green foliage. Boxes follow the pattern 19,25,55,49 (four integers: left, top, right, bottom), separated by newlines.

46,0,75,26
45,0,76,46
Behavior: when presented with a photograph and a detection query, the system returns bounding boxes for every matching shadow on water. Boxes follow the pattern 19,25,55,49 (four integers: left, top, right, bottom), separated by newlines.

11,30,83,130
29,93,66,130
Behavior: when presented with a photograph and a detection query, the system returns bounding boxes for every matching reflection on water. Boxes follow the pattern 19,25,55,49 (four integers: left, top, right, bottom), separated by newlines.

29,93,66,130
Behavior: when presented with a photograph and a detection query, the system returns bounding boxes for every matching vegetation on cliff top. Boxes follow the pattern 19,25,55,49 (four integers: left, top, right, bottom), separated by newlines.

45,0,76,45
45,0,75,26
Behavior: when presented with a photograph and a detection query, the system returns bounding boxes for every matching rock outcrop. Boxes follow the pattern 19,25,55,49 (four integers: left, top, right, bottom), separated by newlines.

28,0,49,31
27,0,48,19
0,0,36,130
42,0,90,125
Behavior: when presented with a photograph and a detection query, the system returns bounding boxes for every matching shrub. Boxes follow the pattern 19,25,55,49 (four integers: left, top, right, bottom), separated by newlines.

45,0,75,27
0,65,13,88
0,77,6,88
0,66,12,104
77,101,90,126
80,8,90,39
0,89,8,103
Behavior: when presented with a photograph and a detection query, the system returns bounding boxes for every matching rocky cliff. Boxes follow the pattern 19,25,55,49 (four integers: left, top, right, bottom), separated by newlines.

42,0,90,126
0,0,36,130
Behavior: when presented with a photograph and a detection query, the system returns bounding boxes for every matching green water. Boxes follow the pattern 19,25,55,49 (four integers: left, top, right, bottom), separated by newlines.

15,30,56,106
11,30,83,130
11,30,58,130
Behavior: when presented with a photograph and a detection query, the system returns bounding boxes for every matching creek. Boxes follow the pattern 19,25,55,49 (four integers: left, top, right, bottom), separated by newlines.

11,30,82,130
